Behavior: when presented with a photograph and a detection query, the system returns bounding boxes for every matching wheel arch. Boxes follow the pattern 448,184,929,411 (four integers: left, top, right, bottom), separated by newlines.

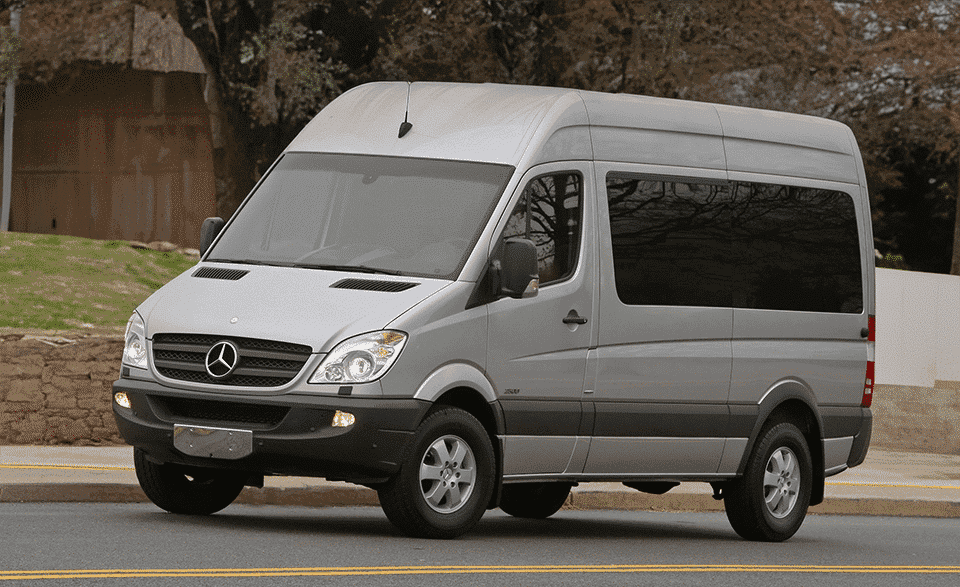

413,363,506,509
430,388,505,510
737,380,826,506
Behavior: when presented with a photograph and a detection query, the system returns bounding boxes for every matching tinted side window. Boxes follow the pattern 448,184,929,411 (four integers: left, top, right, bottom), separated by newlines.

605,175,863,313
502,172,582,285
730,183,863,313
606,176,732,307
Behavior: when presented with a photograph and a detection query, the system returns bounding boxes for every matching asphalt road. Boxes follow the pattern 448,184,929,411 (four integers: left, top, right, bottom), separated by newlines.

2,503,959,586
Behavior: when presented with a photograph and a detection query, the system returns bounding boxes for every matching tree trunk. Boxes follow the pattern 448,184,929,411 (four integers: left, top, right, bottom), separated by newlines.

952,161,960,275
197,53,255,222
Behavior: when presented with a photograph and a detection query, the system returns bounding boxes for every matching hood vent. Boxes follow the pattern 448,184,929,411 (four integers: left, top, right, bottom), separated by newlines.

192,267,249,281
331,278,418,293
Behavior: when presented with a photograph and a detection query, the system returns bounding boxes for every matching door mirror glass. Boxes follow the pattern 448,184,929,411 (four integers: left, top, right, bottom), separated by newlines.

499,237,539,299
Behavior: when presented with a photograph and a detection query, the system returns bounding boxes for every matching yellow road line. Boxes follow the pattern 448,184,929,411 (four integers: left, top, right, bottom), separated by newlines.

0,464,134,472
2,565,960,579
826,481,960,490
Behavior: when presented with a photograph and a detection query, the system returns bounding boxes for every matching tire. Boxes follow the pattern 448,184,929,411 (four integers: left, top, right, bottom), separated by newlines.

724,422,813,542
377,408,495,539
499,482,571,519
134,448,246,515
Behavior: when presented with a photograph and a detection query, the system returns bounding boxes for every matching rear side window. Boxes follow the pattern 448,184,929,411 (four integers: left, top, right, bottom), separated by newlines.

605,174,863,313
606,177,732,307
501,172,583,286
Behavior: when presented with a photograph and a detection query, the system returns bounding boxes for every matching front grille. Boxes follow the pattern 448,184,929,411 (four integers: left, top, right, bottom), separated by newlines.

152,333,312,387
151,396,289,428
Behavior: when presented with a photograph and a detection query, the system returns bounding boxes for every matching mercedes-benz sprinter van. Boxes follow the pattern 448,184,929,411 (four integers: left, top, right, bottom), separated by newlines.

113,82,875,541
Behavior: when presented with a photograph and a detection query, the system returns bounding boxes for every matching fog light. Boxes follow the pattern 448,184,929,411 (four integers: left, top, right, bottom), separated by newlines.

332,410,355,428
114,392,131,409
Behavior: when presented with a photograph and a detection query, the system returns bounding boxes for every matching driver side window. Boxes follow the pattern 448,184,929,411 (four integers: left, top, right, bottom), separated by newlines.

501,172,583,286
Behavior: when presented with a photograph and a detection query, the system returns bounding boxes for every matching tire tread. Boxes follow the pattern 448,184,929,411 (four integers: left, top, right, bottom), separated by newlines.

134,448,245,515
724,422,813,542
378,408,494,539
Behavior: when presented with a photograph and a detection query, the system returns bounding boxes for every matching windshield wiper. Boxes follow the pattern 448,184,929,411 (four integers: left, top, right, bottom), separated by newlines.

206,258,402,275
205,258,295,268
293,263,403,276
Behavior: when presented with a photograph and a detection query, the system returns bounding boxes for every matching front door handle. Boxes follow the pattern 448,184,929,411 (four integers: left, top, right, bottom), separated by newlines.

562,310,588,325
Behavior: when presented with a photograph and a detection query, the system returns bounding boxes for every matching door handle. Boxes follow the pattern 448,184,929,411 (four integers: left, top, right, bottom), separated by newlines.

563,310,588,325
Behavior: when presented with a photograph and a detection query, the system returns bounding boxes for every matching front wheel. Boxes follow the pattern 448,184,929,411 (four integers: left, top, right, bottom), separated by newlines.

724,423,813,542
134,448,246,515
377,408,495,539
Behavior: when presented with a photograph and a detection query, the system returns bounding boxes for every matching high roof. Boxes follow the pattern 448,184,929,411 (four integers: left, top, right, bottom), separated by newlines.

286,82,863,185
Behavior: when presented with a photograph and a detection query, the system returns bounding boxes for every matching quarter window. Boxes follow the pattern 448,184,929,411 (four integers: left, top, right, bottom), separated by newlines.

730,183,863,313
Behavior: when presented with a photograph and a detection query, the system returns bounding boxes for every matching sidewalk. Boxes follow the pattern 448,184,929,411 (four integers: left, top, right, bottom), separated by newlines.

1,446,957,517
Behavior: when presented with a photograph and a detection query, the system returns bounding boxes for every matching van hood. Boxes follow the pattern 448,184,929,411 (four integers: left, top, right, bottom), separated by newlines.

140,264,451,353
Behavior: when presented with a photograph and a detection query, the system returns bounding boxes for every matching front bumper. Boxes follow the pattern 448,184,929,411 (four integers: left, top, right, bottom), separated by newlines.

112,378,430,484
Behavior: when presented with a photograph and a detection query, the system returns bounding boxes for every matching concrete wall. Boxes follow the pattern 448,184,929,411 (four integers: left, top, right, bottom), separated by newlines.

872,268,960,454
875,268,960,387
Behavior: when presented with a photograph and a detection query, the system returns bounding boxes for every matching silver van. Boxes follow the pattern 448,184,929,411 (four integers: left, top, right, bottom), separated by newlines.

113,82,875,541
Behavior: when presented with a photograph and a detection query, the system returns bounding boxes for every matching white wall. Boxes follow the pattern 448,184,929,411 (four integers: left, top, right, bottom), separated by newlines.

875,268,960,387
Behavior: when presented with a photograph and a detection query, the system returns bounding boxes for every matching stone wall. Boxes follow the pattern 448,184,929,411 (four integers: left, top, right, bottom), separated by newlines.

872,383,960,455
0,334,123,445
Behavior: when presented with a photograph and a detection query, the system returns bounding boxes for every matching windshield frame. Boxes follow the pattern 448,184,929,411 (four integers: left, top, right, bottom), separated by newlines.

205,152,515,280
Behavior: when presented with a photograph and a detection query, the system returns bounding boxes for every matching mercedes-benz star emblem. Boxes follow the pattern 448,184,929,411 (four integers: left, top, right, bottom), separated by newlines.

205,340,239,379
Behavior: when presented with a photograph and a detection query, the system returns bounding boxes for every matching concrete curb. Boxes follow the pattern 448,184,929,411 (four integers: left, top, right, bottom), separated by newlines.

2,483,958,518
0,483,380,507
568,491,960,518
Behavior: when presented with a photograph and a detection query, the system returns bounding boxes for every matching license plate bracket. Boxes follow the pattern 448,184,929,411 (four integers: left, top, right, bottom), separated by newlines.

173,424,253,460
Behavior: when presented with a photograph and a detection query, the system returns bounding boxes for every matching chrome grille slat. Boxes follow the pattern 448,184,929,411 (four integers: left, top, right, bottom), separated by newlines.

152,342,211,353
153,359,208,372
232,367,295,378
236,348,309,361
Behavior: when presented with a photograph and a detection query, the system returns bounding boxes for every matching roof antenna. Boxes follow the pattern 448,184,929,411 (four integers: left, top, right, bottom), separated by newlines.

398,82,413,138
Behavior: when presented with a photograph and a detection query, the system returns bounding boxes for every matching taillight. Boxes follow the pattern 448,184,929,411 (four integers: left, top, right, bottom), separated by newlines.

862,361,874,407
862,314,875,408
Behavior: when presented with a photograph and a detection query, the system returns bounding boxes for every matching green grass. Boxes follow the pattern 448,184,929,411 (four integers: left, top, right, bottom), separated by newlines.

0,231,198,331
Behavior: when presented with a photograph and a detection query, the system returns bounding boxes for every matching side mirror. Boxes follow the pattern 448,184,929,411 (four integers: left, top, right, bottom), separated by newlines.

499,238,539,299
199,217,225,256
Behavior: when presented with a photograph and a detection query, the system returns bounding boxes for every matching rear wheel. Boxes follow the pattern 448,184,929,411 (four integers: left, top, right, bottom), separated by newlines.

378,408,495,539
724,423,813,542
134,448,245,515
499,482,572,519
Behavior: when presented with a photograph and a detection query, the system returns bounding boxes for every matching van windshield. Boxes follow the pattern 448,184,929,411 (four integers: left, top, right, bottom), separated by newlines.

207,153,514,279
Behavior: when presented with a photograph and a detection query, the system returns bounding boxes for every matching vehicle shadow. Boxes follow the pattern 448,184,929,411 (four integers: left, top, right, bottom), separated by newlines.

120,506,746,542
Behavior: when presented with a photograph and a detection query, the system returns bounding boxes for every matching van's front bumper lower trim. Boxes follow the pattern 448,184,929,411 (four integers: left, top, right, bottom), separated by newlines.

112,378,430,484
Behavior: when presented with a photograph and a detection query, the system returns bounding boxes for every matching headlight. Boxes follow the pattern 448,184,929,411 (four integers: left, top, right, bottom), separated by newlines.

122,312,148,369
309,331,407,384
